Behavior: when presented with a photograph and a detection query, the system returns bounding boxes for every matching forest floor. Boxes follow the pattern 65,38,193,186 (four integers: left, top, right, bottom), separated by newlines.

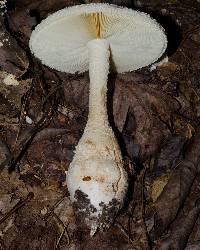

0,0,200,249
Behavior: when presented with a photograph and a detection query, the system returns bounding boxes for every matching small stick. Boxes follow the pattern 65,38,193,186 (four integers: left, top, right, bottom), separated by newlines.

139,163,151,249
0,192,34,225
43,196,66,220
53,213,70,247
55,226,66,249
14,86,33,149
115,221,134,243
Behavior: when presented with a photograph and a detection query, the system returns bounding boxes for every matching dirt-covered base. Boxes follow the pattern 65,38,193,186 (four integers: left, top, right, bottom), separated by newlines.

73,189,120,233
0,0,200,249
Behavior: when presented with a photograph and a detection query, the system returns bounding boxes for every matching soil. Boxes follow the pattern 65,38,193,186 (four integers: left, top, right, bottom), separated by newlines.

0,0,200,249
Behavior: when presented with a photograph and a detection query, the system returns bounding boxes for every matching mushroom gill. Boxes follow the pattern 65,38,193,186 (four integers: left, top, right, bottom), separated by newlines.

85,12,129,38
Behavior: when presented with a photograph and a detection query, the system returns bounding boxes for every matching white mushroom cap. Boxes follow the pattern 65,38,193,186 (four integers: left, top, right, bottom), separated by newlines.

29,3,167,74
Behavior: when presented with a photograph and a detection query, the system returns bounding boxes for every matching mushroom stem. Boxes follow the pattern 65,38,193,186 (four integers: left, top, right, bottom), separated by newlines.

86,39,110,129
66,38,128,233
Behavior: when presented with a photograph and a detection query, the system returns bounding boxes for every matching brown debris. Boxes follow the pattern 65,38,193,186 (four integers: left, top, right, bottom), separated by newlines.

0,17,29,77
151,128,200,239
156,200,200,250
113,79,179,159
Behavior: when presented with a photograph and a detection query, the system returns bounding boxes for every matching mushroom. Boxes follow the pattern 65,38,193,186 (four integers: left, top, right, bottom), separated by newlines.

29,3,167,234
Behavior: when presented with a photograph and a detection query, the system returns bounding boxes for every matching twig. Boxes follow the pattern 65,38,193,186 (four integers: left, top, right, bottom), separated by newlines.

8,107,54,171
43,195,67,220
180,25,200,48
55,226,66,249
115,221,134,244
53,213,70,248
14,85,33,149
0,192,34,225
140,163,151,250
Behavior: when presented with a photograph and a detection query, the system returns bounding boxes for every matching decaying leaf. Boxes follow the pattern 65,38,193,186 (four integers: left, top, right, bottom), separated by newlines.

0,17,29,77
